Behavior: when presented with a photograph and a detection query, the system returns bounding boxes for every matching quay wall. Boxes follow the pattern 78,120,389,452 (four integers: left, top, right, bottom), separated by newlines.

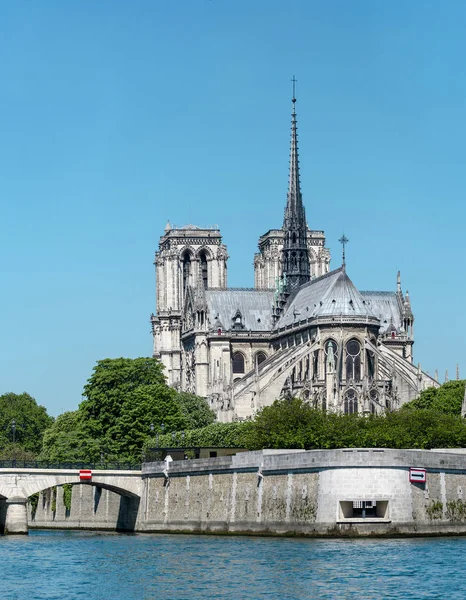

139,448,466,536
25,448,466,537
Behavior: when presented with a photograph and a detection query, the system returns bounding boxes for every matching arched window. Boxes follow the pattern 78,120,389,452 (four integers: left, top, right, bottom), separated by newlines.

182,252,192,290
370,389,378,414
199,250,208,288
344,389,358,415
232,352,245,374
255,352,267,367
345,339,361,382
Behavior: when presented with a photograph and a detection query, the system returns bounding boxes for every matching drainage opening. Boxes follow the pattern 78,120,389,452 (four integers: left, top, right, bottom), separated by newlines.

340,500,388,519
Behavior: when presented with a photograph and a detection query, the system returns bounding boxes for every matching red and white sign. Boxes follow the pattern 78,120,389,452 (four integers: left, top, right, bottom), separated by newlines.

409,468,426,483
79,469,92,481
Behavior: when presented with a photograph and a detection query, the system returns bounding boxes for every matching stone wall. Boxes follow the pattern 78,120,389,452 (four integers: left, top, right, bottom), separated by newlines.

22,449,466,537
138,448,466,536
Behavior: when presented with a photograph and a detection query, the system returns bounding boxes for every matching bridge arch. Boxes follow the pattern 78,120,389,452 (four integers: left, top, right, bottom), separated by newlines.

22,475,141,499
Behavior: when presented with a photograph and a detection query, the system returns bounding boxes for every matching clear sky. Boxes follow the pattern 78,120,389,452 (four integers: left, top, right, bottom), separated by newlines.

0,1,464,416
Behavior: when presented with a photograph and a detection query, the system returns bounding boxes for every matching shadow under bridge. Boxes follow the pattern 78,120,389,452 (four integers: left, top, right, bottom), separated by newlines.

0,467,142,535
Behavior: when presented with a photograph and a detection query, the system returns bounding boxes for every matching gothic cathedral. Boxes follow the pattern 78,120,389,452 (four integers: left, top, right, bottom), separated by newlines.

151,93,436,422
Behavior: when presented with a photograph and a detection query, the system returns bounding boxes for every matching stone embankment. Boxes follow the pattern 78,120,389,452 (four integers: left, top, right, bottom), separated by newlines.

18,448,466,537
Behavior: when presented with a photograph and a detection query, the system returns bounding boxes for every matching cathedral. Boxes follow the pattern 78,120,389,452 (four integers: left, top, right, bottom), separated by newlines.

151,92,437,422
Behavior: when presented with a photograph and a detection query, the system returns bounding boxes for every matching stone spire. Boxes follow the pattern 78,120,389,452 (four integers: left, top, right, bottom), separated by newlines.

282,77,310,292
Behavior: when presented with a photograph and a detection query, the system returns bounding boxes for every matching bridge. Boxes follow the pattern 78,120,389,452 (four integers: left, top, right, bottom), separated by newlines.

0,463,142,534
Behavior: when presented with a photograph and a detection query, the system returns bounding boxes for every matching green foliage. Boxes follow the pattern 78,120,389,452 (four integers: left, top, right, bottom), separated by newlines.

41,357,212,462
0,392,53,456
142,397,466,455
245,398,325,450
80,357,169,433
39,411,101,462
36,358,466,464
446,499,466,521
107,384,186,460
241,398,466,451
426,501,443,520
144,421,252,454
63,484,73,512
0,445,39,461
404,380,466,415
176,392,216,430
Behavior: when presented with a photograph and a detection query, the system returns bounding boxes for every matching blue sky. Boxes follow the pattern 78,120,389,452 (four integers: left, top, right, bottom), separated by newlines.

0,1,464,416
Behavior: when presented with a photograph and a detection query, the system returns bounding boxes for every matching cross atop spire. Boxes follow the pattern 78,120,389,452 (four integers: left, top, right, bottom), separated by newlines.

339,234,349,268
282,76,310,291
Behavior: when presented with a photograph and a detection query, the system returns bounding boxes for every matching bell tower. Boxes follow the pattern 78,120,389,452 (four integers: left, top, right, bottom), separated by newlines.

151,223,228,386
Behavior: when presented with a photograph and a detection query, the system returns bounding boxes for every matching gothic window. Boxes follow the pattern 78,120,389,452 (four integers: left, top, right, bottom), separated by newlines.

182,252,192,290
345,339,361,382
199,250,208,288
344,389,358,415
370,389,378,414
232,352,245,374
255,352,267,367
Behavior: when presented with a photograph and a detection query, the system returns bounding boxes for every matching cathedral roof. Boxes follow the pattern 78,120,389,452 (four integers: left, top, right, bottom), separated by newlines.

205,289,275,332
275,267,378,328
359,291,403,333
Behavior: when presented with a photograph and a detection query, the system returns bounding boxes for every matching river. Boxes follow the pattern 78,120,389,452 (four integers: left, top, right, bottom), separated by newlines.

0,531,465,599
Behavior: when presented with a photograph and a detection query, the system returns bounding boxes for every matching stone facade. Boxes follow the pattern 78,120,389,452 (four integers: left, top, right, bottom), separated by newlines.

151,97,437,421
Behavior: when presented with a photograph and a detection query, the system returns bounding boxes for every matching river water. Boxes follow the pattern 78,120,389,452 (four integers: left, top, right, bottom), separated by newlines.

1,531,465,599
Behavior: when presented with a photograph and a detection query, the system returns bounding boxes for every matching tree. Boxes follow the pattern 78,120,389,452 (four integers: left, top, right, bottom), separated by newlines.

107,384,186,460
245,398,327,450
403,381,466,416
144,421,252,455
242,397,466,452
77,357,189,460
39,411,100,463
175,392,216,430
0,392,53,457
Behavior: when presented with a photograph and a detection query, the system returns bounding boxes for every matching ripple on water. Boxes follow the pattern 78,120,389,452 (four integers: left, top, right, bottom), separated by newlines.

0,532,465,599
